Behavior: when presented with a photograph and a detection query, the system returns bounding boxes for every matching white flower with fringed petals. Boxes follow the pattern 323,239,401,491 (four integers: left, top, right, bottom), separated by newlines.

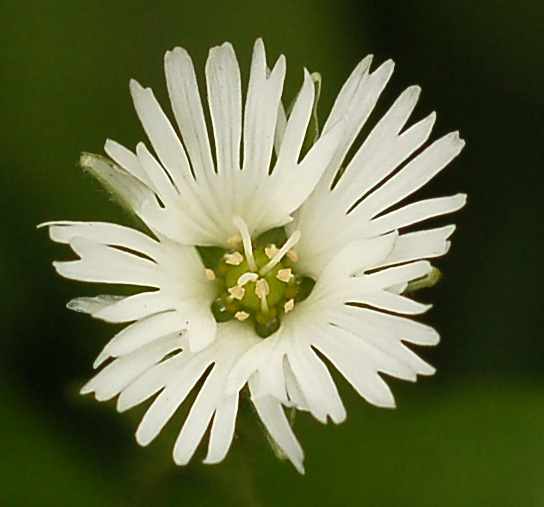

42,39,465,473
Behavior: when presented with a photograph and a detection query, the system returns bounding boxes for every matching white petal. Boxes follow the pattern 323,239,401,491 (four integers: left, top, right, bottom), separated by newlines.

361,336,436,376
225,339,268,395
54,237,161,288
343,306,440,346
286,343,345,424
81,334,180,401
274,70,315,170
185,304,217,353
164,47,215,178
282,356,307,410
129,79,194,189
202,394,239,464
92,290,171,323
321,57,394,188
99,310,186,362
139,200,220,246
274,96,287,156
327,234,398,278
324,318,423,381
116,353,187,412
331,306,437,370
45,221,162,260
136,351,214,446
205,42,242,176
243,39,285,176
334,86,434,205
367,194,467,235
312,331,396,408
353,132,465,220
250,385,305,474
135,142,179,205
66,295,123,316
380,225,457,266
365,260,432,290
276,116,346,213
346,286,431,315
172,364,227,465
252,347,289,403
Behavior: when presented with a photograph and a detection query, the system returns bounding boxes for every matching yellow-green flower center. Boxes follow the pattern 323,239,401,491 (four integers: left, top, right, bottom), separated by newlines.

198,227,315,338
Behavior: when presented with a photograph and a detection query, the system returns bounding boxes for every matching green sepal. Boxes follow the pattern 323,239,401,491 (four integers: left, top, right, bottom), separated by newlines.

79,152,142,221
264,407,297,462
405,267,443,293
256,226,288,248
196,246,226,270
286,71,322,156
302,72,322,153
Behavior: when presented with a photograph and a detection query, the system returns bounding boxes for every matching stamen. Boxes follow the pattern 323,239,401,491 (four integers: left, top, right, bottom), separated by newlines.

264,244,279,259
284,298,295,313
235,311,250,321
232,216,257,271
276,268,292,283
286,250,299,262
225,251,244,266
228,285,245,300
227,234,242,247
260,230,301,276
255,278,270,314
205,268,216,281
237,272,259,286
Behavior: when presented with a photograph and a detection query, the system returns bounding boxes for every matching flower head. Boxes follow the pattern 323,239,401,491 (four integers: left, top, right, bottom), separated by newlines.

42,39,465,473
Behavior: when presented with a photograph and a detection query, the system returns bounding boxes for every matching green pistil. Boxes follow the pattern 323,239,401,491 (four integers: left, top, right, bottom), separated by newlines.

203,238,315,338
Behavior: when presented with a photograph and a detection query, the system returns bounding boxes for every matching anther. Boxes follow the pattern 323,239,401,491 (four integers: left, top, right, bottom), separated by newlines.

228,285,245,300
235,311,250,321
255,278,270,314
264,244,279,259
225,251,244,266
284,298,295,313
286,250,299,262
205,268,216,281
276,268,292,283
227,234,242,247
260,230,301,276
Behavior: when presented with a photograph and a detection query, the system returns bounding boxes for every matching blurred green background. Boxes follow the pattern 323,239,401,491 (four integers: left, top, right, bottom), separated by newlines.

1,1,542,505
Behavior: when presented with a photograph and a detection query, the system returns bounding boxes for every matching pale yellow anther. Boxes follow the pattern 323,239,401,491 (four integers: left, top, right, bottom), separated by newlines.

264,244,279,260
276,268,292,283
234,311,250,322
286,250,299,262
255,278,270,314
225,251,244,266
255,278,270,299
227,234,242,247
205,268,216,281
284,298,295,313
260,231,301,276
228,285,245,300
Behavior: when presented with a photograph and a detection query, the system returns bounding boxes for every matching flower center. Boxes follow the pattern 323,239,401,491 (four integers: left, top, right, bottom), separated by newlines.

198,217,315,338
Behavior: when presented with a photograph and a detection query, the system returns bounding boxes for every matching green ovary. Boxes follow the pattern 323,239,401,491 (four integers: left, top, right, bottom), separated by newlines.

224,249,286,310
204,237,315,338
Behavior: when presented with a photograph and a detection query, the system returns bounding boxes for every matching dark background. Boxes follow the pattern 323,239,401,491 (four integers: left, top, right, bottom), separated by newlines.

1,1,542,505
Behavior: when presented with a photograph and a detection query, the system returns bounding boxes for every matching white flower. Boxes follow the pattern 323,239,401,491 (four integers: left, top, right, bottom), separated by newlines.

42,39,465,474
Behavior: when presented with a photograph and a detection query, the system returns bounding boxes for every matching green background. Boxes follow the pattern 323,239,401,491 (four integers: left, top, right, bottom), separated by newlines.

1,1,542,505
